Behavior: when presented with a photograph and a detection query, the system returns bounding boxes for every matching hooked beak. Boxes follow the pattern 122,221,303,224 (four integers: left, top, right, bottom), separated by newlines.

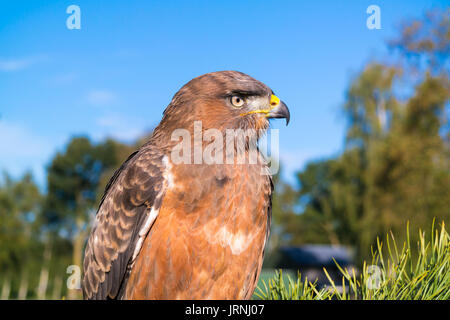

267,100,290,125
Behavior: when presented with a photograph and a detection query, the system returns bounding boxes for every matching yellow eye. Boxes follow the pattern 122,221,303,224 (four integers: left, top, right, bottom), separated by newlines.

230,96,245,108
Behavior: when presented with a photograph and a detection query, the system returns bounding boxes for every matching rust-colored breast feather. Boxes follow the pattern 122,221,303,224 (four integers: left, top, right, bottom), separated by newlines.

124,159,272,299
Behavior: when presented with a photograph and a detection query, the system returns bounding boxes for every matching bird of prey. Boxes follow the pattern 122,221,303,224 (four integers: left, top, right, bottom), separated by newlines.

82,71,290,299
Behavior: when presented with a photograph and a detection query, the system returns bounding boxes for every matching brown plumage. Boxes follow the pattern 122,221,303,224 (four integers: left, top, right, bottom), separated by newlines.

82,71,290,299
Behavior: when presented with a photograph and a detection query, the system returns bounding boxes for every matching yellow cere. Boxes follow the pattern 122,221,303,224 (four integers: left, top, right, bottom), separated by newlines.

270,94,280,107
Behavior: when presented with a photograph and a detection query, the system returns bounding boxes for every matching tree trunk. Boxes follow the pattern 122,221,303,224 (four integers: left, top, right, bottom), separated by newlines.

68,216,86,300
17,273,28,300
1,278,11,300
37,268,49,300
36,242,52,300
52,276,63,300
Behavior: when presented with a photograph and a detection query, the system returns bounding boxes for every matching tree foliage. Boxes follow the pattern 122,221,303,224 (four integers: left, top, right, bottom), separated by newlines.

270,9,449,262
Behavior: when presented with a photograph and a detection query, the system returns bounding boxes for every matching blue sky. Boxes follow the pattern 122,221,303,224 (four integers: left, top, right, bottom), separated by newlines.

0,0,447,188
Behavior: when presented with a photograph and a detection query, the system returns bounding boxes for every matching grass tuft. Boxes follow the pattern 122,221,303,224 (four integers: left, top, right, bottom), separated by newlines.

256,220,449,300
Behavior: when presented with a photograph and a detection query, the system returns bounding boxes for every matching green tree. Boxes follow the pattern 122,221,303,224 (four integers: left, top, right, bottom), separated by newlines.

0,172,43,299
272,9,449,262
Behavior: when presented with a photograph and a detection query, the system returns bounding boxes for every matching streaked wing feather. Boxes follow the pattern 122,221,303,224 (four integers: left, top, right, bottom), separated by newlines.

82,146,166,299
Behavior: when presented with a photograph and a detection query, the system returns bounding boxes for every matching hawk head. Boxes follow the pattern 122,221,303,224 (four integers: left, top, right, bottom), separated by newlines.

154,71,290,139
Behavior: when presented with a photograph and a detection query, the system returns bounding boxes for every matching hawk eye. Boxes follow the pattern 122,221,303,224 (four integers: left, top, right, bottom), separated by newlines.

230,96,245,108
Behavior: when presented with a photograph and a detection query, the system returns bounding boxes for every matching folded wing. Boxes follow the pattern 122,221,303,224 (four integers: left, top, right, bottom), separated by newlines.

82,146,166,299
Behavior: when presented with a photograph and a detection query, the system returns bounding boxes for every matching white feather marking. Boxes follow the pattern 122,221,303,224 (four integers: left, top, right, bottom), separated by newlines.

130,155,173,264
139,207,158,237
162,155,174,189
132,207,159,261
208,226,256,255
